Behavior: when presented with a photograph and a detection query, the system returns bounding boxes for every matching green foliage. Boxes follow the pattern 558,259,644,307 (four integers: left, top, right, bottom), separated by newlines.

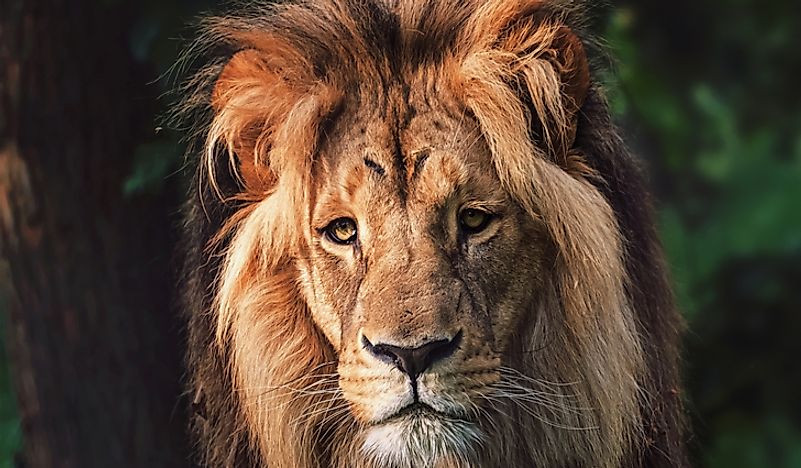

0,307,20,468
704,416,801,468
123,139,183,196
605,2,801,466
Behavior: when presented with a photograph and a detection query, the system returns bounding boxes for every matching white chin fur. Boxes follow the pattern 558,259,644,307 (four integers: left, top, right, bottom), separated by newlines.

361,414,482,468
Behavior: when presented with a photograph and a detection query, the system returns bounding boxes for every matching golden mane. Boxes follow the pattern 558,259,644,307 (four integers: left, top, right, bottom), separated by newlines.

179,1,687,467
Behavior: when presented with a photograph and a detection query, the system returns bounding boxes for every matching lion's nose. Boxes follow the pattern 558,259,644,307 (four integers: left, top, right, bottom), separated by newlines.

361,331,463,380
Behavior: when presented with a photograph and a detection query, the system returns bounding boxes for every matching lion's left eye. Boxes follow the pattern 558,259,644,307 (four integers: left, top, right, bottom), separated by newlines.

459,208,492,234
324,217,358,244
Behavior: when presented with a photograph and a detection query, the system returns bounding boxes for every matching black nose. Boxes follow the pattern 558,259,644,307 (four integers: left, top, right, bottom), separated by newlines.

362,331,463,380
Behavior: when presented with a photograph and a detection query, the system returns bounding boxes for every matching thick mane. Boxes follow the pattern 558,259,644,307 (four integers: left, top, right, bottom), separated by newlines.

179,1,687,467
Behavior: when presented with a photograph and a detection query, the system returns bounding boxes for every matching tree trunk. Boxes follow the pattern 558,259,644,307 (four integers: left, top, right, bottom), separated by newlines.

0,0,188,466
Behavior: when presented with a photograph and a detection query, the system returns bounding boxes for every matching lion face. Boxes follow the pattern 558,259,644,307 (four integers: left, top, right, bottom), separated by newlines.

296,98,550,462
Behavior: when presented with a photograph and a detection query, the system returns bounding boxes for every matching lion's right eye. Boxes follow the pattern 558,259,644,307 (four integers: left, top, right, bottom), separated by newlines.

323,218,358,245
458,208,493,234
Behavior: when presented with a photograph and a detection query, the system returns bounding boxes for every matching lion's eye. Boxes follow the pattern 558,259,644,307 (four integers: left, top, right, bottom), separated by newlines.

324,217,358,244
459,208,492,234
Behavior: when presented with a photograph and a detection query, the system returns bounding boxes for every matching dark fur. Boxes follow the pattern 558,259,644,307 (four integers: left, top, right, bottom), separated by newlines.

576,88,688,467
182,165,257,465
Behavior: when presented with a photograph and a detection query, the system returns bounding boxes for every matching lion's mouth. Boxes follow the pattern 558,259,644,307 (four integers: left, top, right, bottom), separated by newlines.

375,402,465,425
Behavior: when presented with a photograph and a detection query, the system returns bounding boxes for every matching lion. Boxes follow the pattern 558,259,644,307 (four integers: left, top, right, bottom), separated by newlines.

178,0,688,467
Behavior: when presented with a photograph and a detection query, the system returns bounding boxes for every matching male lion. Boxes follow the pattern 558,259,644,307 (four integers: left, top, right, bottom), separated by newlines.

179,0,688,467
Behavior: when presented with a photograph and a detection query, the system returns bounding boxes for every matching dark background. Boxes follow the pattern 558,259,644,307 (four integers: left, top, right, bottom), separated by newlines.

1,0,799,466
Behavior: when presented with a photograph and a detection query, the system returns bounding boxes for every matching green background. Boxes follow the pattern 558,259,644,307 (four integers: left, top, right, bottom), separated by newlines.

2,0,800,466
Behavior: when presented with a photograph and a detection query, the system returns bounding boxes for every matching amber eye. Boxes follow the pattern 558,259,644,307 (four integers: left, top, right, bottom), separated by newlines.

324,218,358,245
459,208,492,234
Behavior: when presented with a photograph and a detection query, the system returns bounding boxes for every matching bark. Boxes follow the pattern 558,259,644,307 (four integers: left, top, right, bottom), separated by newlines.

0,0,188,466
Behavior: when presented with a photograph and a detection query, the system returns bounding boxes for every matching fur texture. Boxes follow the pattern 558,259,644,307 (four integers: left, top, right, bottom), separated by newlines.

178,1,688,467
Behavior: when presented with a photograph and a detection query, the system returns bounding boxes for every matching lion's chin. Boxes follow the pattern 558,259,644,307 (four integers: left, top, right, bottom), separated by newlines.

361,407,483,468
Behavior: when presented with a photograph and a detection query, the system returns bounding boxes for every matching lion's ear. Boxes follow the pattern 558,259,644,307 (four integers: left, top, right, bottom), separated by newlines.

210,49,284,196
504,21,589,157
208,40,339,201
479,4,589,158
549,27,590,123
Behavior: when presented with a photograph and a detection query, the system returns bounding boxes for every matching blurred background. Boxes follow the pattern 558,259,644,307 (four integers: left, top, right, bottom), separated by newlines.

1,0,799,467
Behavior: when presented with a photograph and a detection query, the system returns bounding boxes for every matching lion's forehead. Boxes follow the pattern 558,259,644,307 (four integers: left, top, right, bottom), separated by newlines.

314,95,500,221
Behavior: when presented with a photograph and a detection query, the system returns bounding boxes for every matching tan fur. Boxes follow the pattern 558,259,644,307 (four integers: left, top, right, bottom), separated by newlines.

188,1,654,466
